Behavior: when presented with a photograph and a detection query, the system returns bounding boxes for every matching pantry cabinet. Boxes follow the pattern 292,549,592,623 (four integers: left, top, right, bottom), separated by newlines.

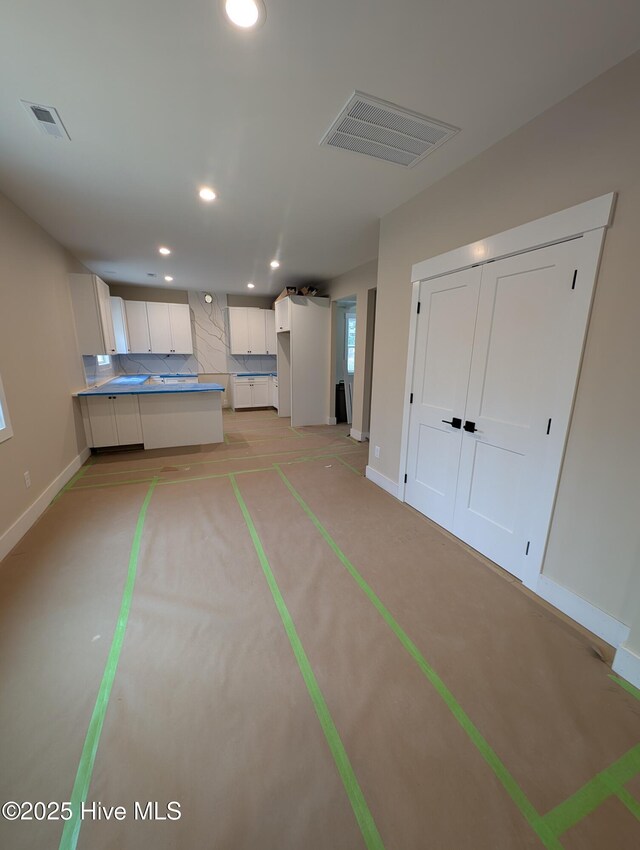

69,274,117,356
228,308,277,355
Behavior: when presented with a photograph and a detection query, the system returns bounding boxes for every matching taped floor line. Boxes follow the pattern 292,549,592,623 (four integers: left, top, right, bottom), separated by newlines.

51,455,96,504
273,464,566,849
58,478,158,850
230,474,385,850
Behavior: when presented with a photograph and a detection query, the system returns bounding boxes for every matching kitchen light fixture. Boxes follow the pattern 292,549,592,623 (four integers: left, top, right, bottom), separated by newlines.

158,246,171,255
199,187,217,201
204,293,213,304
164,276,174,282
224,0,265,29
270,259,280,269
247,282,255,289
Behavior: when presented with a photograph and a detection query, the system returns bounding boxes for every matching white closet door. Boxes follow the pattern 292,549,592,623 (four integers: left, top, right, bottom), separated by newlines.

452,239,584,579
405,267,481,529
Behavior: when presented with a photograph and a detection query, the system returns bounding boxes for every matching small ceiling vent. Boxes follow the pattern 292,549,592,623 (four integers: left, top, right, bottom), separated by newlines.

320,91,458,167
21,100,71,140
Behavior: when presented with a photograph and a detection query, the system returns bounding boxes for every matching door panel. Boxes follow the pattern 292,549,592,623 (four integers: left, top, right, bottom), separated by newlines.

453,240,581,578
247,310,267,354
251,380,269,407
86,396,118,447
113,395,142,445
168,304,193,354
265,311,277,354
147,303,173,353
125,301,152,353
404,267,481,530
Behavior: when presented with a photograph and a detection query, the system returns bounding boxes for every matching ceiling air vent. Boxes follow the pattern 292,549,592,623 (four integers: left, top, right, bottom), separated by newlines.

21,100,71,140
320,91,458,167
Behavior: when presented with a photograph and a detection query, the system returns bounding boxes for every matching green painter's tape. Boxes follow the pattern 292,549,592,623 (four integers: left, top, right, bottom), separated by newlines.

274,465,563,850
617,786,640,821
51,456,95,503
541,744,640,835
230,475,385,850
332,454,363,477
58,478,158,850
609,673,640,702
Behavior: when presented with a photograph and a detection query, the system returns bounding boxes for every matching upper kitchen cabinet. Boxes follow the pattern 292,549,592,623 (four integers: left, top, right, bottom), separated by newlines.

275,298,290,333
146,302,193,354
110,297,130,354
68,274,117,356
228,307,275,355
125,301,152,353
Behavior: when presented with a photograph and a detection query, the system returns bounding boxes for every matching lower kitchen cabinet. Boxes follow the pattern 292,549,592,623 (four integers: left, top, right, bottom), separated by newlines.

229,376,272,410
83,394,143,447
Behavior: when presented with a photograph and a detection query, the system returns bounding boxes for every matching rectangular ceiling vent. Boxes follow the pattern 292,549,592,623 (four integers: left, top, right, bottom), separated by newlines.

320,91,458,167
21,100,71,140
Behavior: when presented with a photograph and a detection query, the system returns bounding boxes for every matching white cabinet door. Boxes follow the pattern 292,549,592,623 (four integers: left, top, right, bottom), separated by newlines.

275,298,290,332
113,395,142,444
247,309,267,354
251,378,269,407
86,396,118,447
265,311,277,355
96,278,117,355
228,308,250,354
234,381,253,408
270,376,278,409
168,304,193,353
110,297,130,354
404,268,480,531
125,301,152,353
147,303,173,353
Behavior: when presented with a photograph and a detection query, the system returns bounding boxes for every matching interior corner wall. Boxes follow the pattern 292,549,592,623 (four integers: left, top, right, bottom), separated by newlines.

0,190,87,551
369,49,640,634
325,259,378,436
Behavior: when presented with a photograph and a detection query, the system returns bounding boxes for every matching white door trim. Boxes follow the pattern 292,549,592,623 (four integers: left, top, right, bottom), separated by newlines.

399,192,615,573
411,193,615,282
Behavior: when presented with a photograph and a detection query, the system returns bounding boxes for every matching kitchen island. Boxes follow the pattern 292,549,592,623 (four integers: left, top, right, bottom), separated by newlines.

76,374,225,449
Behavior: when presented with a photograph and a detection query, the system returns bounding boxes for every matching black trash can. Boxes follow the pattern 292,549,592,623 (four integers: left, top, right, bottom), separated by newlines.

335,381,347,423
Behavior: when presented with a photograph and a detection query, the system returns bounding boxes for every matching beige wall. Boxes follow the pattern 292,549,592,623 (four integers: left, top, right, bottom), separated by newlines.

369,50,640,643
0,191,87,547
325,259,378,437
108,283,188,304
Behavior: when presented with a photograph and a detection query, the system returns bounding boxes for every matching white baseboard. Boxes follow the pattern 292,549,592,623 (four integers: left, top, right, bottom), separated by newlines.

534,575,630,648
0,447,91,563
365,465,401,499
326,417,337,425
613,643,640,690
350,429,369,442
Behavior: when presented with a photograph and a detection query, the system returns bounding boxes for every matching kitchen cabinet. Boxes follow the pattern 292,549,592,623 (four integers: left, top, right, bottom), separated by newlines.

229,375,271,410
110,297,130,354
130,301,193,354
275,298,290,332
84,394,142,447
68,274,117,356
269,374,279,410
228,307,276,355
125,301,152,353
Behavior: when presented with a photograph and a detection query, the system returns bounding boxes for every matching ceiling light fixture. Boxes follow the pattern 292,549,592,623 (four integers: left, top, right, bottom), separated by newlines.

204,293,213,304
270,259,280,269
224,0,265,29
199,187,217,201
158,246,171,255
247,282,255,289
164,276,174,282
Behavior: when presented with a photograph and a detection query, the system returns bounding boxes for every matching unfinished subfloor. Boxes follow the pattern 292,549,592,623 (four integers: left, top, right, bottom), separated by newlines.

0,408,638,850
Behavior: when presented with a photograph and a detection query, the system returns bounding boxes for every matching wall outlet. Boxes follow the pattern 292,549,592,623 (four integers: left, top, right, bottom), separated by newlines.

374,446,381,459
24,471,31,489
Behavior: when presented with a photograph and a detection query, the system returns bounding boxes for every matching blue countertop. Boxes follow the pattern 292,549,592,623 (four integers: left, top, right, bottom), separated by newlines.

232,372,277,377
77,375,224,396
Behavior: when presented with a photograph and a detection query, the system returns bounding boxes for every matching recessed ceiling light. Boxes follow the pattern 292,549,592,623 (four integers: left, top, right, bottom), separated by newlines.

164,276,174,282
224,0,265,29
247,282,255,289
199,187,217,202
158,246,171,255
270,259,280,269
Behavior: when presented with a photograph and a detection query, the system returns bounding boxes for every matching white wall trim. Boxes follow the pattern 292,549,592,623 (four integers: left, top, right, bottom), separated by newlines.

534,575,630,648
0,447,91,563
411,193,616,282
365,465,401,499
350,428,369,441
613,643,640,690
326,416,337,426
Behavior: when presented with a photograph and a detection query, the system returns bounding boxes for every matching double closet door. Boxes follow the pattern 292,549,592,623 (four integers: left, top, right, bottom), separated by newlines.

405,237,594,581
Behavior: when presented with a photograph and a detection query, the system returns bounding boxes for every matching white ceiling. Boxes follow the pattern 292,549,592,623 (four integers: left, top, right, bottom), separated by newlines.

1,1,639,295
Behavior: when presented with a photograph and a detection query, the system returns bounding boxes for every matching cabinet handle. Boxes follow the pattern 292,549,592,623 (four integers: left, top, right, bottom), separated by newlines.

442,417,462,429
463,420,477,433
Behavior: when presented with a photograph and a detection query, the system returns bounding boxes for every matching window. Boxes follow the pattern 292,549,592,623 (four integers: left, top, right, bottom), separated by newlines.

96,355,111,367
0,373,13,444
345,314,356,375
